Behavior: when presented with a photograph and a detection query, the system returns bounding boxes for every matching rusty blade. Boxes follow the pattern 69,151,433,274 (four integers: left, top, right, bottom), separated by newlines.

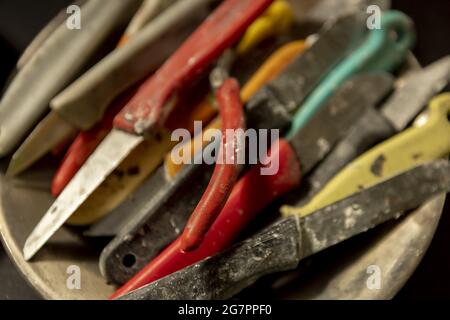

119,160,450,300
23,129,143,261
7,113,77,176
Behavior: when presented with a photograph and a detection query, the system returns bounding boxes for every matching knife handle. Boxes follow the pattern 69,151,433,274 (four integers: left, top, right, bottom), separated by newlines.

288,10,415,137
282,93,450,217
114,0,273,135
110,139,301,298
117,216,301,300
180,78,246,251
236,0,294,56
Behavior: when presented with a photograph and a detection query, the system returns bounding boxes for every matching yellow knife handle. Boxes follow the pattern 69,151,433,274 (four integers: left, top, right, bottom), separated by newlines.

236,0,295,55
282,93,450,217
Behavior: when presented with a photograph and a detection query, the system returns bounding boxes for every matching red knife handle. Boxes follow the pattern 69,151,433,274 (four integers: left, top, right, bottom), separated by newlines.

180,78,245,252
114,0,274,135
110,138,301,299
51,90,136,196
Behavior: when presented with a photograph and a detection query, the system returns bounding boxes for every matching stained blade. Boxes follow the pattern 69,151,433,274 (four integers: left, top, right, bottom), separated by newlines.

7,113,77,176
381,55,450,131
23,129,143,260
119,160,450,300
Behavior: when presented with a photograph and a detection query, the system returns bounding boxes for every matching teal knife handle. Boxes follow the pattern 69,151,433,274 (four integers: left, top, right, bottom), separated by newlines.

287,10,415,138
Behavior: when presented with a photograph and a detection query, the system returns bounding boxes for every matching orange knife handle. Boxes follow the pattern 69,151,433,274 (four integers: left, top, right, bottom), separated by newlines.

110,138,301,299
114,0,274,135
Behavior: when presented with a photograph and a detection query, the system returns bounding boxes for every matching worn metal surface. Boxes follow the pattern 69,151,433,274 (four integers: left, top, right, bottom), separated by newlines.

120,160,450,300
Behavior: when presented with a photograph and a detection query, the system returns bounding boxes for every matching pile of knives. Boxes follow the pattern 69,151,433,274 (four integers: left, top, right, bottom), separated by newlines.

0,0,449,300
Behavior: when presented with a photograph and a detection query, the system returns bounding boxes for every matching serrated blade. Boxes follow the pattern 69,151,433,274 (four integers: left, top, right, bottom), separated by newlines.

23,129,143,261
7,113,77,176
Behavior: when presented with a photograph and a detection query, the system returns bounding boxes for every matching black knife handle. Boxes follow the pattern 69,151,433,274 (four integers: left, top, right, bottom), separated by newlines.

100,161,214,285
118,216,302,300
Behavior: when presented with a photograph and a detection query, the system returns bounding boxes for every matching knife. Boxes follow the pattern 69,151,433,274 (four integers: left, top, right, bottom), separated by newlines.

7,0,211,176
56,2,295,226
282,92,450,218
1,0,88,96
0,0,143,157
91,10,374,239
102,11,416,287
303,55,450,197
117,160,450,300
22,0,276,261
118,0,175,46
103,74,393,286
85,40,306,238
286,10,415,137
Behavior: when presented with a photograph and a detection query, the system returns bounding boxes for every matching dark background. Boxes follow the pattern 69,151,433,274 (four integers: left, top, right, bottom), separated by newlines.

0,0,449,299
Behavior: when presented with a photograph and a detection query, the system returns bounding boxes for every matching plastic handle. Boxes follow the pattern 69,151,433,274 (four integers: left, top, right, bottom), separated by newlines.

287,10,415,137
180,78,246,251
282,93,450,217
114,0,274,135
236,0,295,55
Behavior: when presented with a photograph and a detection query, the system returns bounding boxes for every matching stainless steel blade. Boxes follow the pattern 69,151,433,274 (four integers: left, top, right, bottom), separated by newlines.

381,55,450,131
23,129,143,260
7,113,77,176
119,160,450,300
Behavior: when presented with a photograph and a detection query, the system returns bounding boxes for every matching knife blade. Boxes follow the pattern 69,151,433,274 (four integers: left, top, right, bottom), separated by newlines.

103,74,393,287
22,0,275,261
118,160,450,300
